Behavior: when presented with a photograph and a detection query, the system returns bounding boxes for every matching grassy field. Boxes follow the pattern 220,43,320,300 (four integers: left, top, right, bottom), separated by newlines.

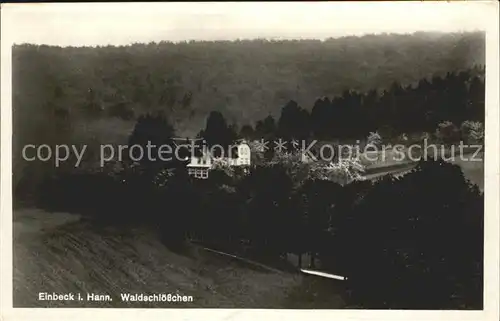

451,157,484,192
360,147,484,191
13,208,345,308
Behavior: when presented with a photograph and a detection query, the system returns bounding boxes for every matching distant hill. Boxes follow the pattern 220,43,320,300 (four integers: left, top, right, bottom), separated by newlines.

13,32,484,136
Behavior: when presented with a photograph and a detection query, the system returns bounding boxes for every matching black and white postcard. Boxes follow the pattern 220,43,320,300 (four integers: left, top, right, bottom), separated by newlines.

1,2,499,321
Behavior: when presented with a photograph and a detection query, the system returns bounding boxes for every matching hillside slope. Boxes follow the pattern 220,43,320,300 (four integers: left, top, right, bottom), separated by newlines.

13,209,345,308
13,32,484,138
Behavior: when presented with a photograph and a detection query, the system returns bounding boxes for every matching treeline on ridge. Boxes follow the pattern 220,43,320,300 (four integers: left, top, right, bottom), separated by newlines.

236,68,484,143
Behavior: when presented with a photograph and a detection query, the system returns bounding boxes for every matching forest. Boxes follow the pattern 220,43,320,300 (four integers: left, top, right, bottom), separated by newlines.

13,31,484,136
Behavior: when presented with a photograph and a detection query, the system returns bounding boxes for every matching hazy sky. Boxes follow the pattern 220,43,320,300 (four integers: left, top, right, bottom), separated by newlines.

1,2,492,47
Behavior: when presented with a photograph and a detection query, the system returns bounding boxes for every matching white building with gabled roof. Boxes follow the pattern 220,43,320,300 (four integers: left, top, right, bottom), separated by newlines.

184,139,251,179
186,146,212,179
228,140,251,166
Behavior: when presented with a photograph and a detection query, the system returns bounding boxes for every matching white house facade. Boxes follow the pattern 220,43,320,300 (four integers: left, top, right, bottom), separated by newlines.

186,140,251,179
228,142,251,166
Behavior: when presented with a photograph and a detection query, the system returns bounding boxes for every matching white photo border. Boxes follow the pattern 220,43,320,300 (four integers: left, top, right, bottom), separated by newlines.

1,2,498,321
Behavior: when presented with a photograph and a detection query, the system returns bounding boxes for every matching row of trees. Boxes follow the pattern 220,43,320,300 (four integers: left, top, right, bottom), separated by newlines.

119,68,483,170
236,69,485,142
157,69,484,156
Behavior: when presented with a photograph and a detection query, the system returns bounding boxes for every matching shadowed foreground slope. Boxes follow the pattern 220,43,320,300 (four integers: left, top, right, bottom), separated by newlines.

13,209,345,308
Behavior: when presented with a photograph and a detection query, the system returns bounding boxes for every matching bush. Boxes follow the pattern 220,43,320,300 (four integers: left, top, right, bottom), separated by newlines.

420,131,431,142
334,159,483,309
367,131,382,148
38,170,124,218
236,164,294,255
270,149,365,186
435,121,460,145
460,121,484,144
398,133,409,144
295,179,344,267
36,160,165,225
157,169,200,247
